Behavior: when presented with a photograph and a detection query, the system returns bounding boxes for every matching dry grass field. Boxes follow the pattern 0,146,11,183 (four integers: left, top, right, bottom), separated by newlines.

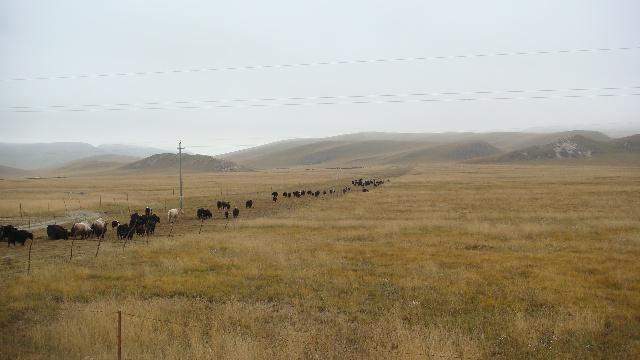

1,164,639,359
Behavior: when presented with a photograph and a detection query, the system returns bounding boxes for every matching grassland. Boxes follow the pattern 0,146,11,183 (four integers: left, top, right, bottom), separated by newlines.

1,164,639,359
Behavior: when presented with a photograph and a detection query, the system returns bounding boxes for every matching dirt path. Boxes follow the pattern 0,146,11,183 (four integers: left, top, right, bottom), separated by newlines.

18,210,104,231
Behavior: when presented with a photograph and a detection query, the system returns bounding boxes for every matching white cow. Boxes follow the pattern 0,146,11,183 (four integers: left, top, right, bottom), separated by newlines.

167,208,183,223
71,222,92,239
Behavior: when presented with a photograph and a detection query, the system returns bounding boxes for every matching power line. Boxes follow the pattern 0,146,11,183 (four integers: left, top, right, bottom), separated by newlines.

2,45,638,83
7,85,640,113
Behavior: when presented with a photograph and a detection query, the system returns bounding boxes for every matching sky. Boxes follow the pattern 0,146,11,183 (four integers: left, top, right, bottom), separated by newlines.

1,0,639,155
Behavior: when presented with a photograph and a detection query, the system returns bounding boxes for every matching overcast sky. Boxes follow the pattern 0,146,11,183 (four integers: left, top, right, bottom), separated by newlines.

1,0,639,154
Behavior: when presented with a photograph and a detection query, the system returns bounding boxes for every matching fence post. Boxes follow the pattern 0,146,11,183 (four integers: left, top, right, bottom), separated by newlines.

69,238,75,261
19,203,23,218
199,219,204,234
27,240,33,273
117,310,122,360
99,196,102,208
28,218,31,229
95,236,102,257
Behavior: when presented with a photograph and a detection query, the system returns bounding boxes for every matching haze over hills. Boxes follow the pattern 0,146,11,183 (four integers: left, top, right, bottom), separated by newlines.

221,130,637,168
0,142,166,170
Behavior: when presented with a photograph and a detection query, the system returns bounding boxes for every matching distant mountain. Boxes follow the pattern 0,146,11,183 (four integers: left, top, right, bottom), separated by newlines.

220,130,617,168
474,134,640,164
0,142,166,170
120,153,247,172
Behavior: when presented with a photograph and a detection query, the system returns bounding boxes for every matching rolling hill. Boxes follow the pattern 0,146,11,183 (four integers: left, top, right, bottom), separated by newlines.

120,153,248,173
221,130,625,168
49,154,141,175
474,134,640,164
0,165,32,179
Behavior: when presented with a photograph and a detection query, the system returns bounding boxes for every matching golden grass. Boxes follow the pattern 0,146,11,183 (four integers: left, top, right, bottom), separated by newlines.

1,164,639,359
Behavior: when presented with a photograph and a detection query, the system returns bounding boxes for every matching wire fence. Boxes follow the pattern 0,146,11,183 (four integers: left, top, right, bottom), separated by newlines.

3,44,638,82
1,176,389,277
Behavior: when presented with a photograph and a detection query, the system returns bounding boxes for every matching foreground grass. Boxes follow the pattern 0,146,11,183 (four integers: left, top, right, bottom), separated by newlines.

1,164,639,359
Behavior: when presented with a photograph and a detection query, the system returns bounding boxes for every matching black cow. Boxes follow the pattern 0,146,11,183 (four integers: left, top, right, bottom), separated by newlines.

271,191,278,198
224,211,229,219
5,228,32,246
117,224,130,239
111,220,119,228
146,214,160,235
197,208,213,220
47,224,69,240
245,200,253,209
314,191,320,197
232,208,239,218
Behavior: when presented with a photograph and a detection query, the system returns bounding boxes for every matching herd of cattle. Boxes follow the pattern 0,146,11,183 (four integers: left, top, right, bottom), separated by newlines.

0,177,387,247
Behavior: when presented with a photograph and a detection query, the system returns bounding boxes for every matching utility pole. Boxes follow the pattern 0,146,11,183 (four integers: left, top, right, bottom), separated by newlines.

178,140,184,209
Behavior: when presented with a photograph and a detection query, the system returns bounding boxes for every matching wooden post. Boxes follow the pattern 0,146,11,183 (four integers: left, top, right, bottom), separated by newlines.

69,238,75,261
95,236,102,257
172,188,175,196
63,200,67,213
99,196,102,208
199,219,204,234
19,203,23,218
117,310,122,360
164,200,167,212
27,240,33,273
28,218,31,229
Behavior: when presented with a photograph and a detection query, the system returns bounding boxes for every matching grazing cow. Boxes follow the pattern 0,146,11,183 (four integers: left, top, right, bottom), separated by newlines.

117,224,130,239
314,191,320,197
197,208,213,220
47,224,69,240
7,229,32,246
232,208,239,218
362,188,369,192
91,218,107,239
216,201,223,210
245,200,253,209
146,214,160,235
111,220,119,228
217,201,231,210
271,191,278,198
323,190,327,195
1,225,18,244
145,207,152,216
71,222,92,239
168,208,182,223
